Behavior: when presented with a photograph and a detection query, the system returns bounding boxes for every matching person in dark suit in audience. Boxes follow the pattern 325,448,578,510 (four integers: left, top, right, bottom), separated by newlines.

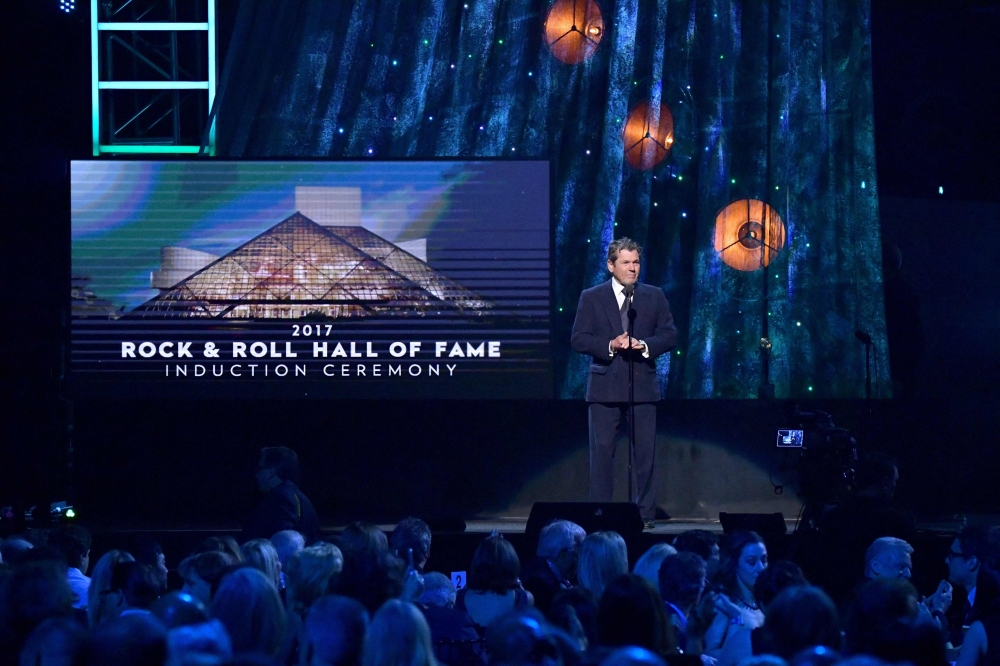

522,520,586,614
243,446,319,542
570,237,677,525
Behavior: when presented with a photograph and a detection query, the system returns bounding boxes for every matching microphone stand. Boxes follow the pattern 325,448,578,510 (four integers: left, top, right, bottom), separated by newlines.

626,293,637,505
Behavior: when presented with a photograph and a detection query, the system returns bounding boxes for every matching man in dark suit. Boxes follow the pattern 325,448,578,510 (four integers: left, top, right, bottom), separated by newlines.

243,446,320,542
570,237,677,524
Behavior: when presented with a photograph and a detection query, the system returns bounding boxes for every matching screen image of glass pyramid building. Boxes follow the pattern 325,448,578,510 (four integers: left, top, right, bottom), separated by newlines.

130,212,492,319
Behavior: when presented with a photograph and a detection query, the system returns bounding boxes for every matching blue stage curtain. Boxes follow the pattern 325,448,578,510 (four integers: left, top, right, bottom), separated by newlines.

216,0,888,399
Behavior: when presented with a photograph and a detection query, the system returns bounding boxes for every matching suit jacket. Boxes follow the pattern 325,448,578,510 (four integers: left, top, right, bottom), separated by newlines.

242,480,320,542
570,280,677,403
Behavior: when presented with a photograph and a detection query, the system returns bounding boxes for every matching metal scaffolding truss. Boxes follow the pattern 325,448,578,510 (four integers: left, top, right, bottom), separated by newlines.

90,0,216,155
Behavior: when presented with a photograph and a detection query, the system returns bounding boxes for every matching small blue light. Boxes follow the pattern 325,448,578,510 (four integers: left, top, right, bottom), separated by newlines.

528,71,533,77
479,126,484,130
681,212,687,217
428,116,433,121
586,150,591,155
861,181,866,189
450,64,455,69
338,128,344,134
367,148,373,155
939,186,944,195
392,60,398,66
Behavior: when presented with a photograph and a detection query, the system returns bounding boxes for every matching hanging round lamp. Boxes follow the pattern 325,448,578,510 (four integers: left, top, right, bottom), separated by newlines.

622,101,674,170
543,0,605,65
714,199,786,271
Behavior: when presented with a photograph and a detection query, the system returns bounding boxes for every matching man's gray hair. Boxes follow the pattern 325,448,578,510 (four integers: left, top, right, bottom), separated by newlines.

865,536,913,569
607,237,642,264
537,520,586,559
270,530,305,570
417,572,456,608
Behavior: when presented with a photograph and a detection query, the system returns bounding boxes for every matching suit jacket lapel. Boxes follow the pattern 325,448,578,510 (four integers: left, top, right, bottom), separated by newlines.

602,280,624,335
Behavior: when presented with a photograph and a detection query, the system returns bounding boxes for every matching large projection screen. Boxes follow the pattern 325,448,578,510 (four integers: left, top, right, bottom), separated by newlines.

70,160,552,399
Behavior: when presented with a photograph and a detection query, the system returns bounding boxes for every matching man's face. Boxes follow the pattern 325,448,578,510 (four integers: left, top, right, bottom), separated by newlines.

607,249,641,286
947,538,978,587
873,549,912,579
256,460,278,492
555,533,586,582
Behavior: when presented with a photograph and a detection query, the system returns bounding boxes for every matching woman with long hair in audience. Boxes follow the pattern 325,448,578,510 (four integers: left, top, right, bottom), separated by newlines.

363,599,438,666
577,531,628,600
703,531,768,666
632,543,677,588
286,543,344,618
241,538,282,592
86,549,134,628
211,566,287,659
456,534,532,631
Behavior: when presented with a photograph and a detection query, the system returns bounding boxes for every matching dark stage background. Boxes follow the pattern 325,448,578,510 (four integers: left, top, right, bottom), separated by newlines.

1,0,998,527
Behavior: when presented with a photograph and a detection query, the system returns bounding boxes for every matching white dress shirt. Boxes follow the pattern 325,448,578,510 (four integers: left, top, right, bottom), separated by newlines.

67,567,91,610
609,277,649,358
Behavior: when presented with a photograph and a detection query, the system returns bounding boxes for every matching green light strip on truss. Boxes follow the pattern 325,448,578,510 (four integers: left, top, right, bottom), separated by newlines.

97,22,209,31
98,145,205,154
98,81,209,90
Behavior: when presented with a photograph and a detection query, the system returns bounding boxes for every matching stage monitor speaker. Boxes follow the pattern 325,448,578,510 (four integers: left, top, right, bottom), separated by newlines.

718,512,787,539
526,502,644,543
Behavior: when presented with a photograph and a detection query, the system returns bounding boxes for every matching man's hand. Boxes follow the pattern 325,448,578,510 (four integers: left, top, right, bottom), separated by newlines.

610,333,632,351
611,334,646,351
926,580,953,614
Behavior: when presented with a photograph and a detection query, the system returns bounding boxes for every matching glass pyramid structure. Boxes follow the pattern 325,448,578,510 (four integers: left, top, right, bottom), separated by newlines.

131,213,492,319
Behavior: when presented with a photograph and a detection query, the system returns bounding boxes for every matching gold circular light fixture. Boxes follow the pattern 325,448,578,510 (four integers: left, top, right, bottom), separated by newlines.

714,199,786,271
622,101,674,170
543,0,605,65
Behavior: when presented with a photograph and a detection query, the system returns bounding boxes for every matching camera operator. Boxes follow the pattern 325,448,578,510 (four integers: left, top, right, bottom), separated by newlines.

813,452,917,603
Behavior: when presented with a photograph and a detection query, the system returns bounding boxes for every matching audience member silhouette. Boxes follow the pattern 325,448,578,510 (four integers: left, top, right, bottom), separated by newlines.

242,537,283,592
578,532,629,600
657,552,707,652
633,544,678,589
673,530,721,579
522,520,586,615
457,535,533,631
86,549,134,628
211,566,287,658
596,574,675,659
301,594,369,666
363,599,438,666
392,517,433,574
244,446,319,542
47,526,92,610
757,585,841,659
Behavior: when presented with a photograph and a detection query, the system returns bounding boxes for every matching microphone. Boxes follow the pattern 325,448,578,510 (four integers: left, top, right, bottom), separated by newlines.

854,330,873,346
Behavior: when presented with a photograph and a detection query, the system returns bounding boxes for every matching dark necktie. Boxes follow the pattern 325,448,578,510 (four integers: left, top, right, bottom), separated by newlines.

620,289,629,334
